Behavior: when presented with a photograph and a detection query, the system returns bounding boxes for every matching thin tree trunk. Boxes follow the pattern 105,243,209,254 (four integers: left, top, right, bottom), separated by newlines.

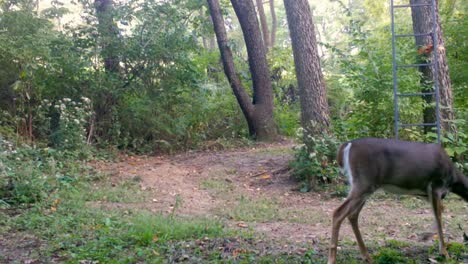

269,0,277,47
94,0,121,140
410,0,455,134
207,0,277,140
283,0,331,140
95,0,121,73
256,0,270,49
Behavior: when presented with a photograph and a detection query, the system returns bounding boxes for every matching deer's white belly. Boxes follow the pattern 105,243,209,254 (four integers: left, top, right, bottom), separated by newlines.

381,184,427,196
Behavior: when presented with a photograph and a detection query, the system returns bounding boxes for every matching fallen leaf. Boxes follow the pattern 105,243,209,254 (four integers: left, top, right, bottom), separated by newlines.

237,222,248,228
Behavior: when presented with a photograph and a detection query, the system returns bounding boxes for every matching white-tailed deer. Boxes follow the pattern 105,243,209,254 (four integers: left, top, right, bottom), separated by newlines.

328,138,468,264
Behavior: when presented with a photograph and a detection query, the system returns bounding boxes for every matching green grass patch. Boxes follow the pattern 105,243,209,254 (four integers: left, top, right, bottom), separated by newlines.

81,178,148,203
429,241,468,263
200,178,234,194
385,239,412,249
372,248,410,264
223,195,280,222
129,213,225,246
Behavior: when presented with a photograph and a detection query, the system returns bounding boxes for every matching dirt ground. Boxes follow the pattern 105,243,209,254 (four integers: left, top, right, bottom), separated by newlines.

2,141,467,263
93,141,468,251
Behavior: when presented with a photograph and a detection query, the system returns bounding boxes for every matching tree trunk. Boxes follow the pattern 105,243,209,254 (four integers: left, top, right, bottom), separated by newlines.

94,0,121,141
256,0,270,49
269,0,277,47
283,0,331,141
95,0,121,73
207,0,277,141
410,0,455,134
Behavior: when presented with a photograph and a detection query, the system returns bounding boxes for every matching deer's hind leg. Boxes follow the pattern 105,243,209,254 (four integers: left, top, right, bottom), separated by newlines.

328,186,373,264
348,200,372,263
430,188,449,259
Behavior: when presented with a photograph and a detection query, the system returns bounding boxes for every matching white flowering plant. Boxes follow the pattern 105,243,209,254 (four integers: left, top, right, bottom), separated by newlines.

49,97,93,154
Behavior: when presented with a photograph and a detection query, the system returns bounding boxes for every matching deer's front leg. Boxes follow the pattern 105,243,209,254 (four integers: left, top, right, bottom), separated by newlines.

430,189,449,259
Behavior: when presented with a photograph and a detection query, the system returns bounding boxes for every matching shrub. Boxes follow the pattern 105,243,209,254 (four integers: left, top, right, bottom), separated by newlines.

372,248,408,264
290,131,341,192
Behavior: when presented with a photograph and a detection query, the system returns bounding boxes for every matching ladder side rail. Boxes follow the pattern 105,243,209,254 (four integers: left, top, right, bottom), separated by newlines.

431,0,441,143
390,0,400,139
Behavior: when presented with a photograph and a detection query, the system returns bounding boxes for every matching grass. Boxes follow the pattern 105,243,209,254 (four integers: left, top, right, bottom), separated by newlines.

82,178,149,203
201,178,235,194
3,179,229,263
129,213,224,246
2,145,467,263
222,195,281,222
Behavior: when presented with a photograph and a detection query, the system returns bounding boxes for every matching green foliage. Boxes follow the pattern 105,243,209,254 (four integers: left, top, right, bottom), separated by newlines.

0,135,93,207
290,132,341,192
428,241,467,263
224,195,280,222
372,248,409,264
49,97,93,154
129,213,224,246
274,103,300,136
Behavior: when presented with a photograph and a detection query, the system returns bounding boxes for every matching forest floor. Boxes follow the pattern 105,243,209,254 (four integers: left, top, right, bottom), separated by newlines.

89,140,467,263
2,141,467,263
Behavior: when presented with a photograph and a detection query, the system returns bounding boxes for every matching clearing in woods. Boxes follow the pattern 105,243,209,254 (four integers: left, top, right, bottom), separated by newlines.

2,141,466,263
92,141,467,261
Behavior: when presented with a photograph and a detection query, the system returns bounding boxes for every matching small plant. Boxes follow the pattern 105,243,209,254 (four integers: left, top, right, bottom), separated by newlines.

373,248,408,264
429,241,467,262
129,213,224,246
290,131,341,192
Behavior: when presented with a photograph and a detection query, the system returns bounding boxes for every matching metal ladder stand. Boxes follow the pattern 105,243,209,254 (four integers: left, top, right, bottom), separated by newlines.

390,0,441,143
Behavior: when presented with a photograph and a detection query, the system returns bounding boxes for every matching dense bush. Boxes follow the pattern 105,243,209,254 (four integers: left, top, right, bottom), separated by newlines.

289,132,342,192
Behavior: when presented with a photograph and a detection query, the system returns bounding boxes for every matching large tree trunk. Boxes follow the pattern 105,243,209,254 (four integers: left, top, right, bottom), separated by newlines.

269,0,277,47
207,0,277,141
410,0,455,134
256,0,270,49
283,0,331,141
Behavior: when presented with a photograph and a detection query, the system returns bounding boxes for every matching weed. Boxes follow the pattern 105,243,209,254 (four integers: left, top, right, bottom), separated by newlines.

128,213,224,246
372,248,409,264
201,178,234,194
429,241,468,262
385,239,411,249
224,195,280,222
289,133,341,192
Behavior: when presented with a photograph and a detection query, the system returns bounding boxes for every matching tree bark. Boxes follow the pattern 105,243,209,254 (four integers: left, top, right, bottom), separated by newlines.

207,0,277,141
95,0,121,73
410,0,455,134
283,0,331,140
269,0,277,47
256,0,270,49
94,0,121,141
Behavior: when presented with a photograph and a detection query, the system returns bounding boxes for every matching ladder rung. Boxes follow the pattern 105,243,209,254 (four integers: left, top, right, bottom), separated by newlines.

397,92,435,97
399,123,437,127
395,33,432,38
397,63,433,68
393,4,432,8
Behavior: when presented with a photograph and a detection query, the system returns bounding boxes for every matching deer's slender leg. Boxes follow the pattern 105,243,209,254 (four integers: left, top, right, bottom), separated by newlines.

430,189,449,258
328,192,369,264
348,201,373,264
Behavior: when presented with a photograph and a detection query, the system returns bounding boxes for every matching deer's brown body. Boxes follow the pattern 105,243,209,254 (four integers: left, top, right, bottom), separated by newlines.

328,138,468,264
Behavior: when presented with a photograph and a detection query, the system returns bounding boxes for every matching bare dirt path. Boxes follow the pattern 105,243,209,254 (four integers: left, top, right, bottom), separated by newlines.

94,141,468,253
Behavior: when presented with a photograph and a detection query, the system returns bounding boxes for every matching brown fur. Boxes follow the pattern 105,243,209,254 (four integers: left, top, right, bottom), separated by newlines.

328,138,468,264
